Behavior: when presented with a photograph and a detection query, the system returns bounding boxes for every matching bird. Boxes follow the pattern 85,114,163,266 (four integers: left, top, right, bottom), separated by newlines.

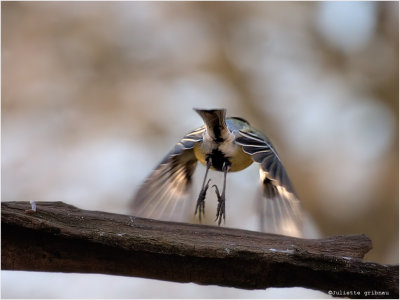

131,108,303,237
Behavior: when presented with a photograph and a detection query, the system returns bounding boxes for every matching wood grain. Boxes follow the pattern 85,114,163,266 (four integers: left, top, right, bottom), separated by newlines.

2,201,398,298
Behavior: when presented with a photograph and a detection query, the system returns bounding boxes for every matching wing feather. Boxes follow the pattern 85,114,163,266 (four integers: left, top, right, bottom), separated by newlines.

235,130,303,237
131,127,205,222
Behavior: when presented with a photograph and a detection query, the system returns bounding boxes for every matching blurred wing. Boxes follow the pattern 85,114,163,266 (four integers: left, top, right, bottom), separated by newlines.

235,130,303,237
131,126,205,222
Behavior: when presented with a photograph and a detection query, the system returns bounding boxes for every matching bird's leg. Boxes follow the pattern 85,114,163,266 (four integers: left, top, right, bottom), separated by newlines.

195,157,211,222
214,162,230,225
212,184,222,222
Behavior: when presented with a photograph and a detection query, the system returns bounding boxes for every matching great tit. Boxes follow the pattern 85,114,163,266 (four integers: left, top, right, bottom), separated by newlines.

132,108,303,237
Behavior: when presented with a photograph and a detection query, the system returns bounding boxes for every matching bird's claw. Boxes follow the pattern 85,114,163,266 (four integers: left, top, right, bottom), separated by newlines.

212,185,225,225
195,179,211,222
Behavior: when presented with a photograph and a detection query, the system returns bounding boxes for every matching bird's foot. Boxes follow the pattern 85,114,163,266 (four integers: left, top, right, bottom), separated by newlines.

195,179,211,222
212,185,225,225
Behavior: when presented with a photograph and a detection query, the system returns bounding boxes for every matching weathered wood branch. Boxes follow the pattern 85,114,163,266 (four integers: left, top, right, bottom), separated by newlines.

2,201,398,298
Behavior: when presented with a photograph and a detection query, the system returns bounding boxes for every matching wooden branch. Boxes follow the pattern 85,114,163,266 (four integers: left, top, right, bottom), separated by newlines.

2,201,398,298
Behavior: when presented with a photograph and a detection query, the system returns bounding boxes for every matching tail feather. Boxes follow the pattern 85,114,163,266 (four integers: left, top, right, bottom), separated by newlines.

194,109,227,141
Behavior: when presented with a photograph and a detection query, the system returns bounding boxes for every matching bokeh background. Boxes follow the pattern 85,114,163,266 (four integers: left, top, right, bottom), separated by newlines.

2,1,398,298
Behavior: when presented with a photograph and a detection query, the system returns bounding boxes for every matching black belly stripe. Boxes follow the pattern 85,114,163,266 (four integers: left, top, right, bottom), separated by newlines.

207,149,231,171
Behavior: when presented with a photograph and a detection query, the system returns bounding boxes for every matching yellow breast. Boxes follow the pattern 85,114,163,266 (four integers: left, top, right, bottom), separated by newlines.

228,147,254,171
193,142,253,172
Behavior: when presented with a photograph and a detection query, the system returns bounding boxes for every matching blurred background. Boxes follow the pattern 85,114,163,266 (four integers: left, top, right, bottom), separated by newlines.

2,1,398,298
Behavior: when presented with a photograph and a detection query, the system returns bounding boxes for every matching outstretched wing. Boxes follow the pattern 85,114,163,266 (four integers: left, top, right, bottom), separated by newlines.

235,130,303,237
131,126,205,222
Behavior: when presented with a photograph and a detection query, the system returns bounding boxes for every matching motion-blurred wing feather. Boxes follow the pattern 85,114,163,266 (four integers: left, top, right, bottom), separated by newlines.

131,126,205,222
235,130,303,237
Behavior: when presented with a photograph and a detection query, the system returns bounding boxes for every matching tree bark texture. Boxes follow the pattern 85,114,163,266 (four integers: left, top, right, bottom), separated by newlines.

1,201,398,298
